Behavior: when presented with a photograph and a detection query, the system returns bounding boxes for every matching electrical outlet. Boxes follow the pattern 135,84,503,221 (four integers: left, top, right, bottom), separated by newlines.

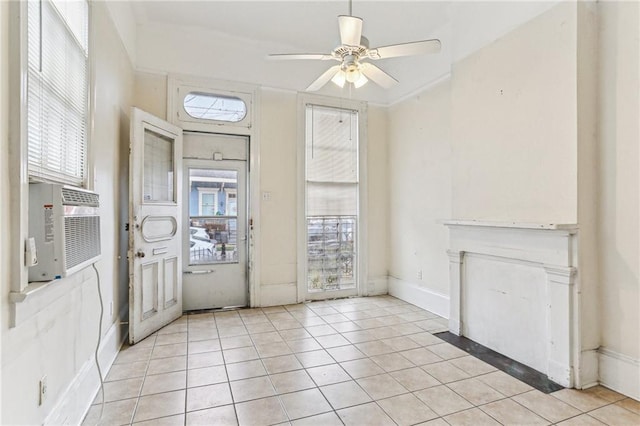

417,270,423,280
39,376,47,406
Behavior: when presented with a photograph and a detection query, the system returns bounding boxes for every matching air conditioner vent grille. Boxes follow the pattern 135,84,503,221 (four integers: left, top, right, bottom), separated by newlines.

61,188,99,206
64,216,101,269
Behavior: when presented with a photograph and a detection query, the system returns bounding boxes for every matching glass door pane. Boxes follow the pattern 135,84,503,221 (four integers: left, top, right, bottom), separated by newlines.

143,129,174,202
188,168,239,265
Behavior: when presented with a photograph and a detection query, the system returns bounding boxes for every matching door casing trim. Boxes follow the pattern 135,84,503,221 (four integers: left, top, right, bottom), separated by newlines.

168,75,262,307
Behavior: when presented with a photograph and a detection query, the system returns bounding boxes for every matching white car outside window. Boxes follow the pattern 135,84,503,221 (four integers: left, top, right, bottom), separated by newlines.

190,238,214,253
190,226,211,241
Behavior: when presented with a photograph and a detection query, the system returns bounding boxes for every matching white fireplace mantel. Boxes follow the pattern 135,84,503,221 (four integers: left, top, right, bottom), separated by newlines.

443,220,579,388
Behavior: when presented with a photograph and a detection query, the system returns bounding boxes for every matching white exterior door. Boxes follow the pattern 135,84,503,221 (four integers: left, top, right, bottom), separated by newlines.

129,107,183,344
182,132,248,310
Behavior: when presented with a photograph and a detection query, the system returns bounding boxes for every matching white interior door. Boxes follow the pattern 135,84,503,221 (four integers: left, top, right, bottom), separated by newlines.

129,107,183,344
182,132,248,310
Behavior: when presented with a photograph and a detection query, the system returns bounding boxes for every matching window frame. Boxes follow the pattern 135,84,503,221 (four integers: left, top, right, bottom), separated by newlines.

7,0,94,319
169,77,253,134
224,188,238,216
296,94,368,302
197,187,219,216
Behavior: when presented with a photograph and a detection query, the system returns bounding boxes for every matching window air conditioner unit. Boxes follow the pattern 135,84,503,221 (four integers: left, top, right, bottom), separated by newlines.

29,183,101,282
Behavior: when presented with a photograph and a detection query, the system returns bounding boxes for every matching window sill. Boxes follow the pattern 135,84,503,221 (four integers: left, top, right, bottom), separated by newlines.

9,268,94,327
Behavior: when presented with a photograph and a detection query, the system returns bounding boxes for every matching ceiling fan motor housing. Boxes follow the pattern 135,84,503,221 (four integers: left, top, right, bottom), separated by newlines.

333,36,369,58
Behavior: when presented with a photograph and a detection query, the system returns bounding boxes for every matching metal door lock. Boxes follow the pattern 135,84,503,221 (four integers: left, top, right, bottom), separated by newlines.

136,250,145,258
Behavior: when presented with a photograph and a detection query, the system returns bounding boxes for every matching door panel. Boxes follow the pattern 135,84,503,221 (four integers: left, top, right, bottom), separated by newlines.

182,132,248,310
129,107,183,344
141,261,158,319
141,216,177,241
164,257,179,307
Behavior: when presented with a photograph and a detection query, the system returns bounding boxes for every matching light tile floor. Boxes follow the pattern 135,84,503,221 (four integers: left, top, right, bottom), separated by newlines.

84,296,640,426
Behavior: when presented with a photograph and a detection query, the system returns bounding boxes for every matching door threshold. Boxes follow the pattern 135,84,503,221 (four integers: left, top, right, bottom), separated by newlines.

185,305,247,314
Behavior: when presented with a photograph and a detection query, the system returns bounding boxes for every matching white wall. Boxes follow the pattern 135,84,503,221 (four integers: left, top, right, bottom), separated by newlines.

104,0,137,67
597,0,640,399
258,89,299,304
387,3,581,314
0,0,10,416
450,1,560,62
91,0,136,353
576,0,600,387
367,105,390,292
451,2,578,223
388,79,452,316
134,71,167,120
0,2,134,424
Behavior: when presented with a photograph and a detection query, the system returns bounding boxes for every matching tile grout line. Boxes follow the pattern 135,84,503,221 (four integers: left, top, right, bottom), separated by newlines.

129,333,156,426
213,311,243,426
95,297,636,426
182,315,192,426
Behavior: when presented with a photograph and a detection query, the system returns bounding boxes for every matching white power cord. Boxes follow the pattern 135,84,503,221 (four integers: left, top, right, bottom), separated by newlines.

91,263,105,425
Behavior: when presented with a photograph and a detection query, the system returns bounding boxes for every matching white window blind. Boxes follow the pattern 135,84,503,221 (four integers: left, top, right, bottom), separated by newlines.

27,0,89,186
305,104,359,292
305,105,359,216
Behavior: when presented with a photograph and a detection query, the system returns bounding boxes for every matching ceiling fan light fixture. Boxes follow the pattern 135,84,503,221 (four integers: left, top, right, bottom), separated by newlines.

331,70,346,88
345,66,362,83
354,73,368,88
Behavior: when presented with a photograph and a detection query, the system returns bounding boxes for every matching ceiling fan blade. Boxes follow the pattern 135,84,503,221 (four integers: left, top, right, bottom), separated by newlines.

369,39,441,59
338,15,363,46
267,53,334,61
360,63,398,89
306,65,342,91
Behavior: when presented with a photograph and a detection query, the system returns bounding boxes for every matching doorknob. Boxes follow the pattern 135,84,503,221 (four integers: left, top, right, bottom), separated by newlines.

136,250,146,258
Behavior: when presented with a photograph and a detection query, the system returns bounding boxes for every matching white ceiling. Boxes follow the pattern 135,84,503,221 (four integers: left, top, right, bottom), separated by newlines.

127,1,559,105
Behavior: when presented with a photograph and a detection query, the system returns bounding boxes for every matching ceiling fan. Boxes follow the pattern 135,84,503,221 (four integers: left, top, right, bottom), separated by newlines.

267,0,441,91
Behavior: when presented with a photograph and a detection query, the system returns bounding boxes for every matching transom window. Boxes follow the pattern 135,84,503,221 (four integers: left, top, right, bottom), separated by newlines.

183,92,247,123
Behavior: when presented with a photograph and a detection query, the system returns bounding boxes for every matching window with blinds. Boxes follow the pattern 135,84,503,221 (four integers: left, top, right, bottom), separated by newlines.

27,0,89,186
305,105,359,292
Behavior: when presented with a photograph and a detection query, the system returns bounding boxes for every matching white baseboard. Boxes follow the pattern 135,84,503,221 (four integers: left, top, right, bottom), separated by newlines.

259,283,297,307
598,347,640,400
44,320,127,426
388,276,449,318
576,349,599,389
